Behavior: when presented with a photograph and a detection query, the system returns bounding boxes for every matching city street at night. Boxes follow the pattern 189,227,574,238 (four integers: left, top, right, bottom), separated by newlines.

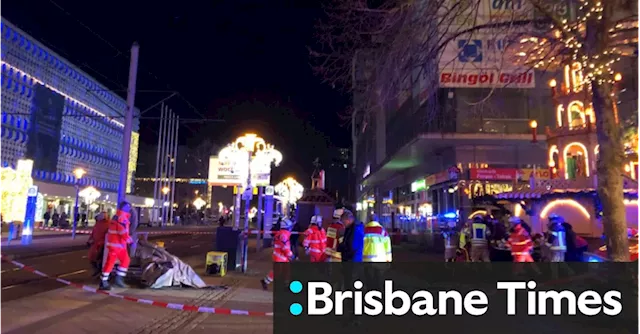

0,0,637,333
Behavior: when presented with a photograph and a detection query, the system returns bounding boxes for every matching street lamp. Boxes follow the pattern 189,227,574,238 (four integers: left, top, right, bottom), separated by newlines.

529,120,538,143
71,168,86,239
220,133,282,273
161,186,170,227
275,177,304,215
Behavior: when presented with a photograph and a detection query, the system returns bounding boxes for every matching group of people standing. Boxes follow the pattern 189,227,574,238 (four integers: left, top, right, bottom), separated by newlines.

446,213,588,263
260,208,393,290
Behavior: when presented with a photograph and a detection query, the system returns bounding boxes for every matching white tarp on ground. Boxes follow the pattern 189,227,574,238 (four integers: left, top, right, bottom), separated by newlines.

136,239,207,289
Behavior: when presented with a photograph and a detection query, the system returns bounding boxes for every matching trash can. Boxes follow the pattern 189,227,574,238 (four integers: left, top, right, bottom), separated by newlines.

205,251,227,277
216,227,242,271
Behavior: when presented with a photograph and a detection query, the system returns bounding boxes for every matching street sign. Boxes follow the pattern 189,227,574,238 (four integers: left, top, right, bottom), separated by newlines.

27,186,38,197
265,185,274,196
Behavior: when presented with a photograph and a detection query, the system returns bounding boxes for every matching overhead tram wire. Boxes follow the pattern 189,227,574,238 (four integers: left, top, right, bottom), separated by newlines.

44,0,222,128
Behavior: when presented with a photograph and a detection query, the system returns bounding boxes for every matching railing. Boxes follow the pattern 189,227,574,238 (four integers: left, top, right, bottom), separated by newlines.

545,123,596,138
457,118,534,135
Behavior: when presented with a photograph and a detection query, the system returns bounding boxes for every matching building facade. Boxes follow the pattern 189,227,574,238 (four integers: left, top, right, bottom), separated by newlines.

0,20,145,221
352,53,554,228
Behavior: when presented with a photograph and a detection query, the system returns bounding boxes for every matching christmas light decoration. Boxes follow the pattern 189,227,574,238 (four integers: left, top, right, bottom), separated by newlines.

517,0,638,86
540,199,591,220
563,142,591,178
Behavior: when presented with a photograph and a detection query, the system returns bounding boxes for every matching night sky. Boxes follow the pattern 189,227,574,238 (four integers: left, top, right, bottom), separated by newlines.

2,0,350,182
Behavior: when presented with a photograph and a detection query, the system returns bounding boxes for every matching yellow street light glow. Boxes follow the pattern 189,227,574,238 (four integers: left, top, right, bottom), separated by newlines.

548,79,557,87
529,120,538,129
73,168,86,179
614,73,622,81
161,186,170,195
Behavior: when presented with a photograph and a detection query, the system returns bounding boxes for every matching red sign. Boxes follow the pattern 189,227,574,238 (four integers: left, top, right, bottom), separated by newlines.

469,168,518,181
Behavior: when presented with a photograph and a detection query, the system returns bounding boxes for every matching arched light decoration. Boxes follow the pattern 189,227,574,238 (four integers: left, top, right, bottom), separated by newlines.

467,210,487,220
563,142,590,178
79,186,100,203
220,134,282,188
540,199,590,220
275,177,305,205
556,105,565,127
567,100,586,128
549,145,559,167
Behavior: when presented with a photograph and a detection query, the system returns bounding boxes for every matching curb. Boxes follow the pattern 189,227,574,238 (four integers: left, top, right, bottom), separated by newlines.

2,234,200,260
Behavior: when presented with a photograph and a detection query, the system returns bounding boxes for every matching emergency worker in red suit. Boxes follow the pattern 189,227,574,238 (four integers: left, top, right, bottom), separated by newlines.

507,217,534,262
320,209,346,262
99,201,134,290
87,212,110,276
261,218,294,290
303,215,327,262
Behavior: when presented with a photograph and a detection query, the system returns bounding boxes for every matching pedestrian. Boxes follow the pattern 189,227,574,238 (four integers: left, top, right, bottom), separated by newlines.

43,211,50,227
99,201,134,290
260,218,294,290
303,215,327,262
562,222,578,261
87,212,110,277
362,220,392,263
52,212,59,227
290,220,301,260
337,209,364,262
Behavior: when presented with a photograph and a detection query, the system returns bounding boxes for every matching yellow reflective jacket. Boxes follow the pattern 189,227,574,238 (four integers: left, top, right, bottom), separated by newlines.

362,221,392,262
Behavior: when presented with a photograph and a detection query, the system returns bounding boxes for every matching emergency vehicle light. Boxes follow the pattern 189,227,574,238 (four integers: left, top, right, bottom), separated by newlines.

443,212,457,219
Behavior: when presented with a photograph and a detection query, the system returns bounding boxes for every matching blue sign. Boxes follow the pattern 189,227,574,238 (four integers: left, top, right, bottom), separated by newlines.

22,185,38,245
188,179,206,185
457,40,483,63
26,85,64,173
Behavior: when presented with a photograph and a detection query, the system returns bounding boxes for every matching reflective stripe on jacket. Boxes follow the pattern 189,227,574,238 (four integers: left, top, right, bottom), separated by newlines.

273,230,293,263
547,230,567,251
507,227,533,255
106,210,131,249
470,223,489,246
323,222,344,262
362,222,392,262
303,225,326,255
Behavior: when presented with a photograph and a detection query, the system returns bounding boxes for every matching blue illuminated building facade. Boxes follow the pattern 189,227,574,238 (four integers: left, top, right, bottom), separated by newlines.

1,20,139,191
1,19,144,220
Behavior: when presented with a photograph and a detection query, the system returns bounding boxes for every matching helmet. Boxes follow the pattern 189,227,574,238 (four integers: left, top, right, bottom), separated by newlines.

333,208,345,219
281,218,293,230
548,214,565,224
472,215,484,223
508,216,522,225
95,212,106,221
310,215,322,225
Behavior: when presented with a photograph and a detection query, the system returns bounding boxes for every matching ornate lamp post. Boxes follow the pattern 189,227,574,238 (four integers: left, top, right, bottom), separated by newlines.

72,168,86,239
275,177,304,215
220,133,282,272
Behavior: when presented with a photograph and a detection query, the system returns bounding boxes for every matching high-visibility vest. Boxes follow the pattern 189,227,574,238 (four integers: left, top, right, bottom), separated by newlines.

508,228,533,256
303,225,326,255
273,230,293,262
106,210,131,249
548,230,567,251
459,227,469,248
471,223,488,246
323,222,344,262
362,222,392,262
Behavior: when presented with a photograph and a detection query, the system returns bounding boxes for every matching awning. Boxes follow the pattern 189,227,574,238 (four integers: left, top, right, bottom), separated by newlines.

494,188,638,201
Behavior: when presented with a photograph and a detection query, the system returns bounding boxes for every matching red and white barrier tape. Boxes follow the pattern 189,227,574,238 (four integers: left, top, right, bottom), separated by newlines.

35,226,214,235
0,255,272,317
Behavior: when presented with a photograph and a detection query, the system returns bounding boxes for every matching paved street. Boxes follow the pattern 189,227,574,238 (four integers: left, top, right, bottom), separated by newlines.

1,237,441,334
1,232,216,302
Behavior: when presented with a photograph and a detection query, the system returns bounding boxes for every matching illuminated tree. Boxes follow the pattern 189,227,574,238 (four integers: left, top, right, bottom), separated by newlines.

312,0,638,261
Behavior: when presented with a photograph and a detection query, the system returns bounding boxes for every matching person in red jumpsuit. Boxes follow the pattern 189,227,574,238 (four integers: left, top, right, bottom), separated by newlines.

99,201,134,290
261,218,294,290
507,217,534,262
320,209,346,262
303,215,327,262
87,212,110,277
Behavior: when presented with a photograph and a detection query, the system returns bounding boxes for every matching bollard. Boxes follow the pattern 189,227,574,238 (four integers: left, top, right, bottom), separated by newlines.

7,222,16,244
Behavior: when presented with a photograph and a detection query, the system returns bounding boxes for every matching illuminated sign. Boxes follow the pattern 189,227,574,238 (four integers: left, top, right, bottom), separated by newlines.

469,168,518,180
517,168,551,181
411,179,427,192
189,179,207,185
467,182,514,199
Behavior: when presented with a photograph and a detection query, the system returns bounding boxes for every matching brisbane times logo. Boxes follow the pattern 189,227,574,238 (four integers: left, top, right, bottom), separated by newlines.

286,280,624,317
